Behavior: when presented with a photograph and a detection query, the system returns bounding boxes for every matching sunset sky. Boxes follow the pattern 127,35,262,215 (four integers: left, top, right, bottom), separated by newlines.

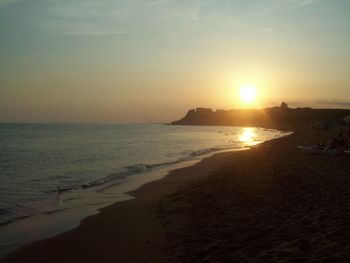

1,0,350,123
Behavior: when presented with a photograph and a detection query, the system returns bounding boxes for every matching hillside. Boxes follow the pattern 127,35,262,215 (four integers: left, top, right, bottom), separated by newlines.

171,103,350,129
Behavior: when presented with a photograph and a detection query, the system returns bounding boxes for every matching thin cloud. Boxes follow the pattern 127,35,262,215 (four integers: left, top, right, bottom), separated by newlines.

65,30,128,37
315,99,350,107
30,0,203,37
1,0,322,37
0,0,24,8
251,0,321,17
298,0,319,7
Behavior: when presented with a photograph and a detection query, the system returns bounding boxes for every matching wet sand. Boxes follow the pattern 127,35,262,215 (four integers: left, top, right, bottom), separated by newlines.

2,128,350,262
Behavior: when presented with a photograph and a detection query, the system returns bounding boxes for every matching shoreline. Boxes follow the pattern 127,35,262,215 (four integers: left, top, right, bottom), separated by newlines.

0,150,229,256
0,127,291,259
2,128,349,261
0,142,265,256
1,145,240,262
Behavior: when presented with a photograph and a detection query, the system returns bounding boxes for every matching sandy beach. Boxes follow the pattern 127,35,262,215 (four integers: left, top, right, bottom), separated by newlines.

2,127,350,262
2,0,350,261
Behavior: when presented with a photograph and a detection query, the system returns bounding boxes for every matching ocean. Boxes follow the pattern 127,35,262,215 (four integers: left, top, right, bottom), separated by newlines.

0,123,290,253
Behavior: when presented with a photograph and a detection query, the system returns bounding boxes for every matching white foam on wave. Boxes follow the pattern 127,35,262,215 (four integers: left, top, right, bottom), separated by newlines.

78,145,242,190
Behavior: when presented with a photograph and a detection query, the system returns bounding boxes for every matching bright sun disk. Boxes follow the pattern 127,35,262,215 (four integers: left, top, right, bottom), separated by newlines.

239,85,257,103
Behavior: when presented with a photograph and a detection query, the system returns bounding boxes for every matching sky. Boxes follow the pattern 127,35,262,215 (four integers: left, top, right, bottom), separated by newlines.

1,0,350,123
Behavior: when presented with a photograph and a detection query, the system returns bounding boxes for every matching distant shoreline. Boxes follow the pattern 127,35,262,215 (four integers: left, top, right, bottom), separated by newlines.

171,106,350,129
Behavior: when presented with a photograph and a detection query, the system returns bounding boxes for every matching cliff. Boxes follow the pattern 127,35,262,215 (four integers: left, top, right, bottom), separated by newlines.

171,105,350,129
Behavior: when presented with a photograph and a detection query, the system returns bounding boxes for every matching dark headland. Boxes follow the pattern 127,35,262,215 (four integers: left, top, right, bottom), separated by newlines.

172,102,350,129
2,104,350,262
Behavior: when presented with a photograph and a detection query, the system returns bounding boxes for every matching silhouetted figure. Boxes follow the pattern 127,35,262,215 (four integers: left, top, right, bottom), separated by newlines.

280,101,289,110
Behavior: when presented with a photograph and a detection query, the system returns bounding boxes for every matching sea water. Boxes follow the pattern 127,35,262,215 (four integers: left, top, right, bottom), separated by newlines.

0,123,290,254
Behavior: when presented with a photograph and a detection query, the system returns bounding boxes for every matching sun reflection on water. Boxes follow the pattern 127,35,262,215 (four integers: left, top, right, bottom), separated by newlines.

239,128,257,145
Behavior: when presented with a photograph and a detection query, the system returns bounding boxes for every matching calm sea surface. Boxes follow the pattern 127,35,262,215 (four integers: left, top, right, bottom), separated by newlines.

0,123,289,252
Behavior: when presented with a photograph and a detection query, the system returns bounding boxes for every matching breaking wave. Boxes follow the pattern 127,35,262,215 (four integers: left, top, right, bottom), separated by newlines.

54,145,241,191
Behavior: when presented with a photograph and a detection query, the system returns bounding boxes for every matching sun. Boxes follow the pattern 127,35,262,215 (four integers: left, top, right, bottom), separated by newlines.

239,84,257,103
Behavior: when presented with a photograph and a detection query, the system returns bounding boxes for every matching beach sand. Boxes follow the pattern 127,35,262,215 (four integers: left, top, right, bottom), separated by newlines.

2,128,350,262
